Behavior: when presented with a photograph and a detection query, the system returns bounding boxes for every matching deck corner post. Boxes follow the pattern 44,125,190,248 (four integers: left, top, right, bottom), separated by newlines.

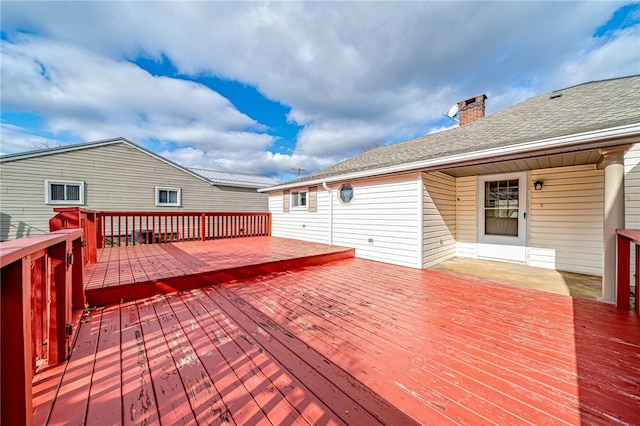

1,258,34,426
615,232,631,309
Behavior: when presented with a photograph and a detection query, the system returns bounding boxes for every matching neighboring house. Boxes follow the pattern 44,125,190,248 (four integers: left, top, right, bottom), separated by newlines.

0,137,278,241
261,75,640,302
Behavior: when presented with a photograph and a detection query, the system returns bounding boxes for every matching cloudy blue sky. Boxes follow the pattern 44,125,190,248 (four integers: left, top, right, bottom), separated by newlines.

1,2,638,181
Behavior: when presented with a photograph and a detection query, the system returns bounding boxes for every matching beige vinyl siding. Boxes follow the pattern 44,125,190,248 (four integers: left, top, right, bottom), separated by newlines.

455,176,478,258
0,142,268,241
269,186,329,244
624,144,640,288
331,173,421,268
422,172,456,268
529,165,603,275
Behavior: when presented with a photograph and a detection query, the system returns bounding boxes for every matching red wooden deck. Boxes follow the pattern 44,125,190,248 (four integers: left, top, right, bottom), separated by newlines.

83,236,355,305
33,250,640,425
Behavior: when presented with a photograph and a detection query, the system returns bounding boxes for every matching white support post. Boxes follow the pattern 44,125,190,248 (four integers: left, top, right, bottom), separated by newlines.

599,146,630,304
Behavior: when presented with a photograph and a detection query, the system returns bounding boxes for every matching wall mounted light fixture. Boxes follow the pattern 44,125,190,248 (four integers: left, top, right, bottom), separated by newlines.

533,180,544,191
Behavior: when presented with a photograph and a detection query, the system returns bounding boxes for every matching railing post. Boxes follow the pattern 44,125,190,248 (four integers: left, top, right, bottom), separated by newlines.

48,241,71,363
1,258,33,426
616,232,631,309
201,213,206,241
268,213,272,236
72,237,86,310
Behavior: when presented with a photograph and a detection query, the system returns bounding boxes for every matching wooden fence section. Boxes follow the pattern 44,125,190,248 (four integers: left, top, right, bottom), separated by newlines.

616,229,640,312
96,211,271,247
0,229,84,426
50,208,271,258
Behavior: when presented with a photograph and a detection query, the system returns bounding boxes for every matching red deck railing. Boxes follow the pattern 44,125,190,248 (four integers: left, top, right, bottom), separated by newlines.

0,229,84,426
50,208,272,264
96,211,271,247
616,229,640,312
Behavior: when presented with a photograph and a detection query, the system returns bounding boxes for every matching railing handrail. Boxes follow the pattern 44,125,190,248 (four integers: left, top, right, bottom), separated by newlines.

97,211,270,216
0,229,82,268
1,228,84,426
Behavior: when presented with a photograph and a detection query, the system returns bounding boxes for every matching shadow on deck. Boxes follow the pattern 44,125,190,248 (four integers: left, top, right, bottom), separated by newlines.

32,238,640,425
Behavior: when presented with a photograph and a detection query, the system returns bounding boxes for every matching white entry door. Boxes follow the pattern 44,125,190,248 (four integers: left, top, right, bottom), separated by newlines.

477,172,528,263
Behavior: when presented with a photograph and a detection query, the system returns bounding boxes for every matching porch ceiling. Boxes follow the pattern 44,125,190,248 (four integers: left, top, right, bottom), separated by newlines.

439,148,602,177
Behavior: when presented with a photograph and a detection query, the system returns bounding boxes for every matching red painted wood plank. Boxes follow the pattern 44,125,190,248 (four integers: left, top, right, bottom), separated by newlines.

224,277,514,425
85,304,122,425
120,301,160,425
47,307,102,425
302,260,633,420
205,286,419,425
32,361,67,424
178,290,318,426
136,298,196,424
153,294,241,425
174,290,269,425
224,262,636,426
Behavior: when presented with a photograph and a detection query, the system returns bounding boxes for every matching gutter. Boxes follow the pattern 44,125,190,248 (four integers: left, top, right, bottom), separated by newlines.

260,123,640,192
322,182,333,245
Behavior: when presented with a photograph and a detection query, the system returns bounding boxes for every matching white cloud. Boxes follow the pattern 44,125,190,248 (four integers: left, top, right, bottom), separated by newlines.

553,25,640,88
1,35,274,152
161,146,336,180
1,1,636,180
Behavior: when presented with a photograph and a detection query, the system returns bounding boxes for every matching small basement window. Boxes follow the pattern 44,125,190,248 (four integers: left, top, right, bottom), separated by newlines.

291,190,308,208
155,187,181,206
45,180,85,205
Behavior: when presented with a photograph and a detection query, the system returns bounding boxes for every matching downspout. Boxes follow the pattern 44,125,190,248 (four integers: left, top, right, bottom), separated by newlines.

322,182,333,245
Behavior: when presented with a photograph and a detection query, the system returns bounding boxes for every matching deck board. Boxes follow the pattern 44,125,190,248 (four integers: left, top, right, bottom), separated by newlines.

83,237,355,305
35,251,640,425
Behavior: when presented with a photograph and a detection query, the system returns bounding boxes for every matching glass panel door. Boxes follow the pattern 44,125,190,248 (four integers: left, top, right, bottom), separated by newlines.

484,179,519,236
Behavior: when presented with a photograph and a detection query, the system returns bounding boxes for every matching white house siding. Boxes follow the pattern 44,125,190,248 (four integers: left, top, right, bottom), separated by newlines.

529,165,604,275
624,144,640,287
269,187,329,244
422,172,456,268
0,143,268,241
331,173,422,268
455,176,478,258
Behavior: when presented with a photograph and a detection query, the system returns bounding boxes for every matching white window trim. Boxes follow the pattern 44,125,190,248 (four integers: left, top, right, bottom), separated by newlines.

477,172,528,246
155,186,182,207
291,190,308,210
45,179,85,205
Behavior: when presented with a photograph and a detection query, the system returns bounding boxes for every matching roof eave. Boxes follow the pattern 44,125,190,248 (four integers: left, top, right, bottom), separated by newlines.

259,123,640,192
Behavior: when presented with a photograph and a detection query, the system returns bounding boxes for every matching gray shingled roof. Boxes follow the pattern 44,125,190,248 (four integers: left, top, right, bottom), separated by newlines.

290,75,640,185
189,168,280,189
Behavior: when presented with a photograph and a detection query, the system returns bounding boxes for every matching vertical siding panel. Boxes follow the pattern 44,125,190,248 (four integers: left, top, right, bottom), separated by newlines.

455,176,478,258
529,165,603,275
282,190,290,213
308,186,318,213
422,172,456,268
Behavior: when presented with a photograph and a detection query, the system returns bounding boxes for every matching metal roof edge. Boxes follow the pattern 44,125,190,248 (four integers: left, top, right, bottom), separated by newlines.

188,168,279,189
0,137,129,162
259,123,640,193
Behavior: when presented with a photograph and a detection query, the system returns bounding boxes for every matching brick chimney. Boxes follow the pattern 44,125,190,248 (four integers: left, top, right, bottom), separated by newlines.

457,94,487,125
